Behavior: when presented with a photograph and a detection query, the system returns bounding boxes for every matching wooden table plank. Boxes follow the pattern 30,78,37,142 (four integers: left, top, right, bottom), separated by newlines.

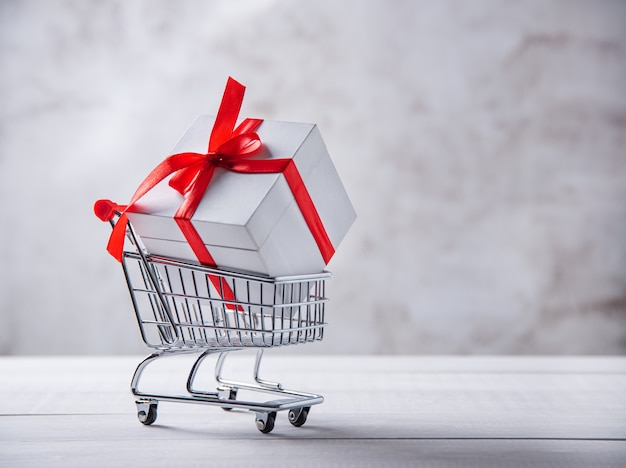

1,354,625,467
1,437,625,468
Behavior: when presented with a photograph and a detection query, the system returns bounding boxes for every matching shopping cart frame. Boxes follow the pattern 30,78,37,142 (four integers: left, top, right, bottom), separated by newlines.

109,213,331,433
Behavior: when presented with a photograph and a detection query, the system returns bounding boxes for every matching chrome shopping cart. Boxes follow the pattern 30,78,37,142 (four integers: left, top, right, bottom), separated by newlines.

105,211,330,433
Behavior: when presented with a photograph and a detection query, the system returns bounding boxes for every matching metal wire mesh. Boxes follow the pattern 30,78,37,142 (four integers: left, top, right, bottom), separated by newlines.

121,252,329,350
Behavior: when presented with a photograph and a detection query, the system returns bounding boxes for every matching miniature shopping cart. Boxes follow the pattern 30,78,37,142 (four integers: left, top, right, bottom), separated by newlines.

106,212,330,433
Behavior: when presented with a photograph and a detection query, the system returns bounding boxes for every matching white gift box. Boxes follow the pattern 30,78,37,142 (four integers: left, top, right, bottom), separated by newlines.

126,115,356,278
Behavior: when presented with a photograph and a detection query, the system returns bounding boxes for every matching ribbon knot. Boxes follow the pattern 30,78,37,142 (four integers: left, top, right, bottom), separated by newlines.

166,126,263,210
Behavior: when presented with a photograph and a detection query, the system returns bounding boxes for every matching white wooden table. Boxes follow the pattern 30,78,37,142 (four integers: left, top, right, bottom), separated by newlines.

1,353,625,467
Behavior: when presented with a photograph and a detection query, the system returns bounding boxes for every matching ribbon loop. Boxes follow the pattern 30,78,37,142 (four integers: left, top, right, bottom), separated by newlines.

216,133,261,159
169,161,205,195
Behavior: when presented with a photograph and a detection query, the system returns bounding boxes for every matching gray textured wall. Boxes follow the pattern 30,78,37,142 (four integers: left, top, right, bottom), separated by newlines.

1,0,625,355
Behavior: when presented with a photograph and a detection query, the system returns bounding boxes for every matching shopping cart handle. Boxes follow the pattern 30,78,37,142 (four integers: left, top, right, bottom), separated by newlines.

94,199,122,222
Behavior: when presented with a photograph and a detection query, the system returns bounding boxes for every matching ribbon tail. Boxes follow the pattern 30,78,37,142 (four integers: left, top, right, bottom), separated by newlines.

169,162,205,195
216,132,262,158
234,118,263,135
209,77,245,152
106,214,130,262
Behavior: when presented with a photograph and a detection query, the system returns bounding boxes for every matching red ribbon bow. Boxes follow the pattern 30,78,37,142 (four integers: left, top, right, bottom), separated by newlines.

95,77,334,271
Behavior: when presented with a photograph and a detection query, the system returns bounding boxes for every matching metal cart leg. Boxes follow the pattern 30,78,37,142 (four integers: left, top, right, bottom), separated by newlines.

131,353,163,425
215,349,284,391
187,350,238,409
131,352,161,397
252,350,283,390
186,350,220,397
188,350,284,405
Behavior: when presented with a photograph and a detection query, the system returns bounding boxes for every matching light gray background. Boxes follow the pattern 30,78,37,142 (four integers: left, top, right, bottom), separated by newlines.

1,0,625,355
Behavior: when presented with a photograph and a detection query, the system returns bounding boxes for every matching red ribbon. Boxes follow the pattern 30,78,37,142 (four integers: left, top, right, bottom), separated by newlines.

95,77,335,273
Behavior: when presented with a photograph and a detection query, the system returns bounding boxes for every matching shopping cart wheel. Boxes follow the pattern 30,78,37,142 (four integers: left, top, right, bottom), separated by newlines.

255,411,276,434
136,400,158,425
288,406,310,427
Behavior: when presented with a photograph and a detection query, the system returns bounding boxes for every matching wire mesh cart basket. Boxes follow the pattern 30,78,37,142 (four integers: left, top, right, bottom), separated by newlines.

107,212,330,433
